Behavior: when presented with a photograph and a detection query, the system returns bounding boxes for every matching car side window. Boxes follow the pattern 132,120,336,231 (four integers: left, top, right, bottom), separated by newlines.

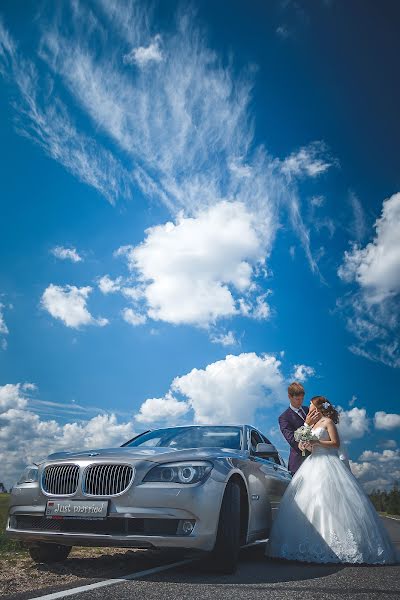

250,429,263,453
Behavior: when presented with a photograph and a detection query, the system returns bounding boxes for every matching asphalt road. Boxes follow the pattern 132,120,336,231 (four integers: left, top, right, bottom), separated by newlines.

5,517,400,600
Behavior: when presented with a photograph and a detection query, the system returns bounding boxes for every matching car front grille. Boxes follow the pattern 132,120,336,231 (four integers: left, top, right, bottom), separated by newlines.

83,464,134,496
42,464,80,495
14,516,180,536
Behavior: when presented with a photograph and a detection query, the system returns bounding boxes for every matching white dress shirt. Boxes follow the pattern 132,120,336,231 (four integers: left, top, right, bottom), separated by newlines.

290,404,307,421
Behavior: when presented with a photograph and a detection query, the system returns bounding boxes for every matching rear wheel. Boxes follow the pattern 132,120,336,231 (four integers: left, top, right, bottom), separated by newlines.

208,480,241,574
29,542,72,563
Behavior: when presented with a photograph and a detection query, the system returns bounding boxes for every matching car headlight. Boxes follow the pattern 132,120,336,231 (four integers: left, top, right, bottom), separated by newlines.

143,461,213,484
17,465,39,484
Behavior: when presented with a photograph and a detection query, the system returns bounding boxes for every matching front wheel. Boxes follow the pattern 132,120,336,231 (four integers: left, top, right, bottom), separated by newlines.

29,542,72,563
208,480,241,574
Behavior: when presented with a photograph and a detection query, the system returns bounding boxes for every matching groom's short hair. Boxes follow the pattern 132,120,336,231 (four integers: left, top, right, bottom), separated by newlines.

288,381,305,396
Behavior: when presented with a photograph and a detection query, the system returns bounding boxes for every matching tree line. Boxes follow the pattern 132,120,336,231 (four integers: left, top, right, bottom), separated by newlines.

369,483,400,516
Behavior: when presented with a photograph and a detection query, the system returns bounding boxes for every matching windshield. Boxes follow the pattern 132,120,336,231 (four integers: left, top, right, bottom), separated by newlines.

125,426,243,450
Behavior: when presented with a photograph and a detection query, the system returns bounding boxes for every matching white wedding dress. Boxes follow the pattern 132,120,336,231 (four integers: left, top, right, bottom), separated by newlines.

267,427,396,564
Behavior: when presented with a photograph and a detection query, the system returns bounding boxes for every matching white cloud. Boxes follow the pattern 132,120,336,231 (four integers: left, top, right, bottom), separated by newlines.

359,449,400,462
374,411,400,430
291,364,315,382
349,192,367,242
338,193,400,303
349,395,357,407
51,246,82,262
378,439,397,449
310,195,325,208
337,407,369,441
98,275,124,294
121,307,147,326
123,35,163,67
0,302,9,336
0,383,136,489
135,393,189,424
116,201,271,328
136,352,286,426
337,193,400,368
350,447,400,492
281,141,335,179
41,284,108,328
209,330,238,347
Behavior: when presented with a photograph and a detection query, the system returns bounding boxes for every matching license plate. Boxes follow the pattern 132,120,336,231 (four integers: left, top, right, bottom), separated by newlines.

46,500,108,519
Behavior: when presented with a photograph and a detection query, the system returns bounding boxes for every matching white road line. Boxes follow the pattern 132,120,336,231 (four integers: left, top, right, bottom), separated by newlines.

28,558,194,600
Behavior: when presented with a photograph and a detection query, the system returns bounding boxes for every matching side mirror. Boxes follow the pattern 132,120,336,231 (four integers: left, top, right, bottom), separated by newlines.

255,443,277,456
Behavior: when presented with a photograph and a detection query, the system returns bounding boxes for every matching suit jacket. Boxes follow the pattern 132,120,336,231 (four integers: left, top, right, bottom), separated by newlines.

279,405,310,475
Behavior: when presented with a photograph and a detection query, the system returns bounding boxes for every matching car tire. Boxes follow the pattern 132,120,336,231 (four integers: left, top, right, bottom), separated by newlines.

29,543,72,563
208,479,241,574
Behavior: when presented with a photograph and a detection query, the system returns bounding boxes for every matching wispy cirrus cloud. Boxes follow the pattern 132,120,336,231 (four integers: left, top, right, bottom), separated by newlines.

35,1,327,274
0,18,132,205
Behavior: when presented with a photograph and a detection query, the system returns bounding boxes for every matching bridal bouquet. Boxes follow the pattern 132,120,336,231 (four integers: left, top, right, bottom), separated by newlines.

294,424,318,456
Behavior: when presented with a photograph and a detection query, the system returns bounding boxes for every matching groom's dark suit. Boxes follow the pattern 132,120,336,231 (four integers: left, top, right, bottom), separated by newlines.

279,405,310,476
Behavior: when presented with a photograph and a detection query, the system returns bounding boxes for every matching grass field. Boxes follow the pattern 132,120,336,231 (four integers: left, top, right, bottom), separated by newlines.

0,493,25,555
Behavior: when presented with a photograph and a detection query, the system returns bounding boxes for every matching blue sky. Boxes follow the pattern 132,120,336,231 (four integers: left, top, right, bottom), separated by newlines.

0,0,399,490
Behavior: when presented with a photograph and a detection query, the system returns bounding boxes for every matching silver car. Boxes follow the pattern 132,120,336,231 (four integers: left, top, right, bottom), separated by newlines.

6,425,291,573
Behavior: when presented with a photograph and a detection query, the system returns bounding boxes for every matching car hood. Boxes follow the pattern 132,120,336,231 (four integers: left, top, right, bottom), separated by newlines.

46,446,246,463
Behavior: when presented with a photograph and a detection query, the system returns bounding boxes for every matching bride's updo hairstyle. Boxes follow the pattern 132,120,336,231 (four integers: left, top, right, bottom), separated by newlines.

311,395,340,424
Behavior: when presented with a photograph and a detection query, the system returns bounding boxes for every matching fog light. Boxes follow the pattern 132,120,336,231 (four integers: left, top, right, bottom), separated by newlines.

182,520,194,535
9,516,17,529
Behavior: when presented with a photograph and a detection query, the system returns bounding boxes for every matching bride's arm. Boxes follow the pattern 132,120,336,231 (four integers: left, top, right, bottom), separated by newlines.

313,419,340,448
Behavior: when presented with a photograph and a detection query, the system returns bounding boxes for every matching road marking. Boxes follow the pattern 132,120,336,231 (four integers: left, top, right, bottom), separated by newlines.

27,558,194,600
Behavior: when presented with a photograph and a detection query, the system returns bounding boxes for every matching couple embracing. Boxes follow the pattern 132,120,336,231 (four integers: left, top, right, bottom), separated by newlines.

266,382,396,564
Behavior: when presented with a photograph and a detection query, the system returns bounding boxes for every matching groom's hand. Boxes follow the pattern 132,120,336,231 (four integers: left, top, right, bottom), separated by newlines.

305,406,321,426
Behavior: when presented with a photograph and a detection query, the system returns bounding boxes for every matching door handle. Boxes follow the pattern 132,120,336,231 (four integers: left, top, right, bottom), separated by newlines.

273,464,278,470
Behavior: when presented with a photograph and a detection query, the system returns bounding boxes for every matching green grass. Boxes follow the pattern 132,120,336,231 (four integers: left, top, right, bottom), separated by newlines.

0,493,25,555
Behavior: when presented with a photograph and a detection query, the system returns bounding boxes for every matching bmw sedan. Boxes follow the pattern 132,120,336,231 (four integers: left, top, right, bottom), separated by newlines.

6,425,291,573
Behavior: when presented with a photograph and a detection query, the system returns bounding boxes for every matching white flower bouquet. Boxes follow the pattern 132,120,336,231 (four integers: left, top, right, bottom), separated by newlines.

294,424,319,456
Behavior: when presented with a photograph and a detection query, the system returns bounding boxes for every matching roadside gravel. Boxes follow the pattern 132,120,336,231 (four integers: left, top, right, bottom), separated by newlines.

0,547,165,597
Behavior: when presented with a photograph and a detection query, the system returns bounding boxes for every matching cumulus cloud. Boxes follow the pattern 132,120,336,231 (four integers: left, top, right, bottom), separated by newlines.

115,202,272,328
337,407,369,441
337,193,400,368
98,275,124,294
209,330,238,347
338,193,400,303
121,307,147,326
123,35,163,67
291,364,315,382
51,246,82,262
350,448,400,492
135,393,189,424
135,352,286,425
0,383,136,489
281,141,335,179
41,284,108,328
374,411,400,430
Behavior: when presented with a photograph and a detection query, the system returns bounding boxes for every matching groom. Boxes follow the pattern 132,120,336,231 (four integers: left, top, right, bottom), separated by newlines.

279,381,320,476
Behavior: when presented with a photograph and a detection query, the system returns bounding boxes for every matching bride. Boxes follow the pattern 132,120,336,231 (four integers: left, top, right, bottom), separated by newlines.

267,396,396,564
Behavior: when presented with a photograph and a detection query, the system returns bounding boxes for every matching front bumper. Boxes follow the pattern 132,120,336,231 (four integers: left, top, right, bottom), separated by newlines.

6,476,226,552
